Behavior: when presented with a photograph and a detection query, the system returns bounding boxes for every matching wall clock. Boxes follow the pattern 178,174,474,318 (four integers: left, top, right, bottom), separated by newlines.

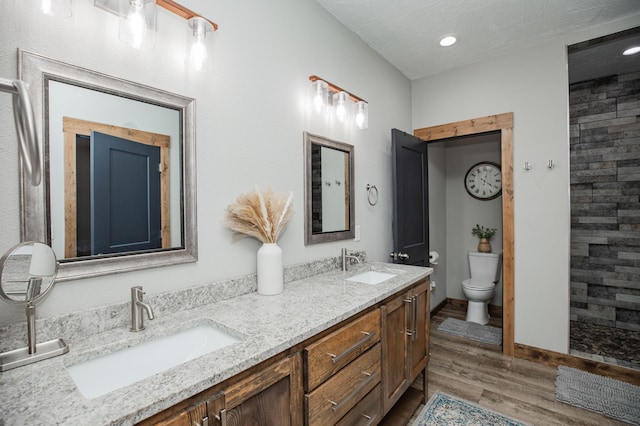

464,161,502,200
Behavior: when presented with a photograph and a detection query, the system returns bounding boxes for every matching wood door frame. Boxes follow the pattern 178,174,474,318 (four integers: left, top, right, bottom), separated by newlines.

62,116,171,258
414,112,514,356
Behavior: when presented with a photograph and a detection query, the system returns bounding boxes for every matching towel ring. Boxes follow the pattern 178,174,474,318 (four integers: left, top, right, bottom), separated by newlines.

366,184,378,206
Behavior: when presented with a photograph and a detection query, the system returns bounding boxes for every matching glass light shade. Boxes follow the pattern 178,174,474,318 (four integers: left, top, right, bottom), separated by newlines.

118,0,156,49
354,101,368,129
312,80,328,114
41,0,73,17
334,91,348,122
187,17,215,72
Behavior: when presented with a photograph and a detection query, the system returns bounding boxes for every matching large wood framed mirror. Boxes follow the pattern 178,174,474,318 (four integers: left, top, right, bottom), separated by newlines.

304,132,355,245
18,50,197,281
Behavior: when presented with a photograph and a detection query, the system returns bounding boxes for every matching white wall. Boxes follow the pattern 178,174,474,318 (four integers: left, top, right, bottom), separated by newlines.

413,14,640,353
0,0,411,325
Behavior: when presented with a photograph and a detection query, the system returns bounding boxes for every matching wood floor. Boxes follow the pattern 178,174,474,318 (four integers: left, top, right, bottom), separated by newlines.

404,304,628,425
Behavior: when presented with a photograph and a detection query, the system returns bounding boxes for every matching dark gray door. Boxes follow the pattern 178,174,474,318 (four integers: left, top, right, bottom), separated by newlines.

91,131,162,255
391,129,429,266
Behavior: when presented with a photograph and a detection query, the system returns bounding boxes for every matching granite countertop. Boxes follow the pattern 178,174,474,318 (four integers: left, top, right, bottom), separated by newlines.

0,261,432,425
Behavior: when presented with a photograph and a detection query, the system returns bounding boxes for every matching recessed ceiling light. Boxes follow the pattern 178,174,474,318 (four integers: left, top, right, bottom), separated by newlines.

439,35,457,47
623,46,640,56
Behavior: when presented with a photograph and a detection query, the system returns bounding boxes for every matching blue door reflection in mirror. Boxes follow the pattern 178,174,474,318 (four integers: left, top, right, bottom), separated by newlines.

89,131,162,255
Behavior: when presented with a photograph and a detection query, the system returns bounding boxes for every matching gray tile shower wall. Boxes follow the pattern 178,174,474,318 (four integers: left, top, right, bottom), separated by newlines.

569,71,640,333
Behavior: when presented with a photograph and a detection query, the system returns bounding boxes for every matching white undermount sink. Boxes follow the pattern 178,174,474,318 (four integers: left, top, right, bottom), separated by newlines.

66,324,240,399
346,270,397,285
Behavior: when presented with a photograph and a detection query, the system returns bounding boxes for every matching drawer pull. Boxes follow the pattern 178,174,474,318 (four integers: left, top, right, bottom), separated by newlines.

412,294,418,342
328,371,377,412
327,331,376,364
214,409,227,426
362,413,378,426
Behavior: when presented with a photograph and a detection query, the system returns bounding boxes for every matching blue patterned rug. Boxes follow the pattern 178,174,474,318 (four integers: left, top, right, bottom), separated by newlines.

412,391,532,426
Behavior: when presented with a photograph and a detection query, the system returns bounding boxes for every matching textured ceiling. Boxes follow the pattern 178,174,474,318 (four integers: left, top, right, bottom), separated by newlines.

315,0,640,80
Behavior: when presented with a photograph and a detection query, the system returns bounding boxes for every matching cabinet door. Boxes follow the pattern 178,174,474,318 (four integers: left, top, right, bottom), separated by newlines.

225,376,290,426
381,293,410,414
224,354,303,426
154,392,225,426
409,280,429,382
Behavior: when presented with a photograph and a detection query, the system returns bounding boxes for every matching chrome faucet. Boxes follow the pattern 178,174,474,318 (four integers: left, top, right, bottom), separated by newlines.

130,286,155,332
341,248,362,272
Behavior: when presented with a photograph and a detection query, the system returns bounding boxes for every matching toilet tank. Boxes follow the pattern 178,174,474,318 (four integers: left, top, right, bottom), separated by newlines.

468,251,502,283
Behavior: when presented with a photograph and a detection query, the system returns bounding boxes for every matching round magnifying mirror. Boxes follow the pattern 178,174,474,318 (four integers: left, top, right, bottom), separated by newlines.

0,242,58,305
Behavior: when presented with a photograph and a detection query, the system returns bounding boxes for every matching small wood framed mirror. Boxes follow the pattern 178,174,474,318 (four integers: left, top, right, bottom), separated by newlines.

304,132,355,245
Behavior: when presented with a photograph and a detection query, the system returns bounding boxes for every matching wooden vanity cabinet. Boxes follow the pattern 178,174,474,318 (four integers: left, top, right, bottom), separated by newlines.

381,278,429,415
141,354,303,426
140,278,430,426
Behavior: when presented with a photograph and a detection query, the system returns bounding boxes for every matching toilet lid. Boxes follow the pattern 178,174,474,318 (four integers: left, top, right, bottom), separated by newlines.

462,278,495,290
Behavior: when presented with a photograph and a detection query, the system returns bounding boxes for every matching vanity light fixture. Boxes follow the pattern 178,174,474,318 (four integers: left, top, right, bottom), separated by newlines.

308,75,368,130
95,0,219,70
41,0,73,17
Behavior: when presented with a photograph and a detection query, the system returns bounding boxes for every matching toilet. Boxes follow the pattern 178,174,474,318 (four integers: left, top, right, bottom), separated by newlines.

462,251,502,325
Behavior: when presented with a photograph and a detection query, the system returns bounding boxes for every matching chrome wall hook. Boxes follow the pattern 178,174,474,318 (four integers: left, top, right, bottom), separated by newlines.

547,160,555,169
524,162,532,171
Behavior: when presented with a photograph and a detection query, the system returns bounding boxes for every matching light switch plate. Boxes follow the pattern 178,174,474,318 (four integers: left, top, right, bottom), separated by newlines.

354,225,361,241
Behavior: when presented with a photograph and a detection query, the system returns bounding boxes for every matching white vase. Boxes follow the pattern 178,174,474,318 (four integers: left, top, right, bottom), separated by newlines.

257,242,283,295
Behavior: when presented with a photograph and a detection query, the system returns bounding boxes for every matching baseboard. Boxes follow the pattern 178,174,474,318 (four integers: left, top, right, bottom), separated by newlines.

446,298,503,318
514,343,640,386
430,299,448,318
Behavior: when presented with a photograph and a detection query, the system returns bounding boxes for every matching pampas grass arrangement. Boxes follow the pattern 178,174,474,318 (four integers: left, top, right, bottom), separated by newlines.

224,188,294,243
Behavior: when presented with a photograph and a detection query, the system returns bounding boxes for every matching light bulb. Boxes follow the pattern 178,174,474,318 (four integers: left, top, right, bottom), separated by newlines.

312,80,328,113
190,39,208,72
119,0,155,49
41,0,72,17
127,3,145,49
188,17,214,72
355,101,368,129
42,0,53,15
334,91,348,122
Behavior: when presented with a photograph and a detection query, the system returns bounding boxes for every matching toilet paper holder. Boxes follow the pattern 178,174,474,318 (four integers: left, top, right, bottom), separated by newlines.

429,251,439,265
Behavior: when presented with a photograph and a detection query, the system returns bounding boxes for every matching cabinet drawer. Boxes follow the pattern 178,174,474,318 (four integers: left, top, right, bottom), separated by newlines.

306,344,381,426
335,384,381,426
305,309,380,391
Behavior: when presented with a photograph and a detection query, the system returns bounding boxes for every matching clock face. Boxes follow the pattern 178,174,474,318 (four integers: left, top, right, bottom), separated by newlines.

464,161,502,200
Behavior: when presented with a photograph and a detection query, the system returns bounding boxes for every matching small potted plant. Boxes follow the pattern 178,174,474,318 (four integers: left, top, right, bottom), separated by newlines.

471,224,497,253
